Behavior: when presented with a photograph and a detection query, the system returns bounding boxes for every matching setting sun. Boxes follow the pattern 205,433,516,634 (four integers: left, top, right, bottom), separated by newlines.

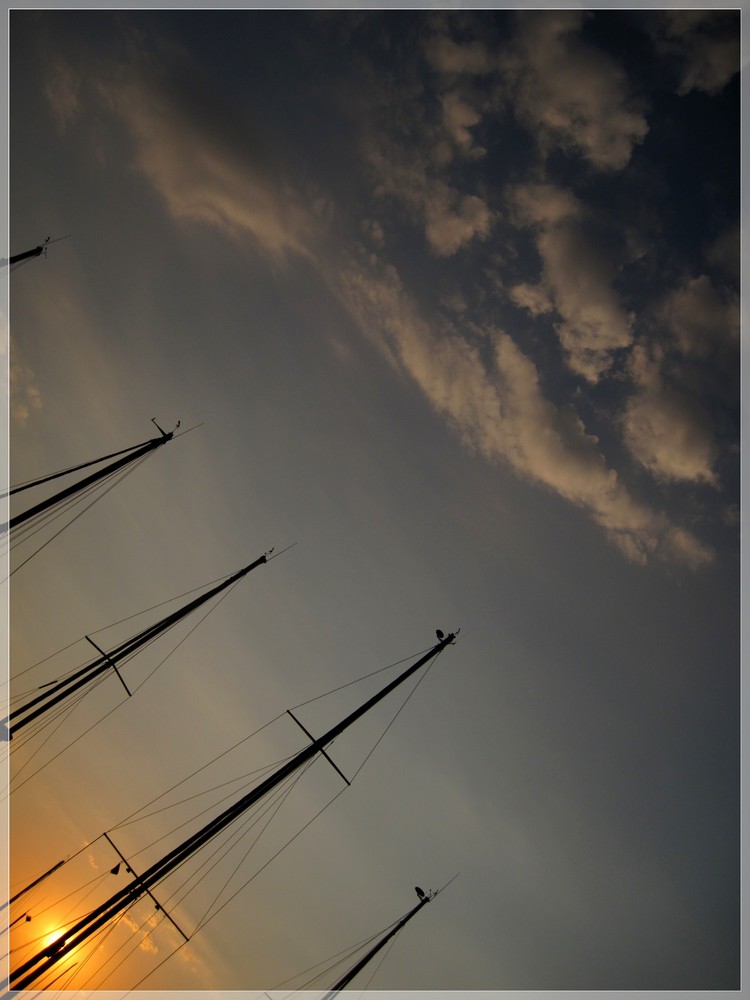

42,927,66,951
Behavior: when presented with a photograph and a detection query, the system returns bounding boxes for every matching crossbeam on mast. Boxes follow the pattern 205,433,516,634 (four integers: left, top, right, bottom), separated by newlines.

102,833,189,943
286,709,350,786
6,551,274,738
85,636,132,697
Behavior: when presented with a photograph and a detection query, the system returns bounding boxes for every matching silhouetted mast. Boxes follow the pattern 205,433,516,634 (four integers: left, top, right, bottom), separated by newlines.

2,234,70,268
8,859,66,906
8,244,44,265
8,630,457,990
322,887,433,998
3,420,177,533
5,551,273,738
4,237,49,266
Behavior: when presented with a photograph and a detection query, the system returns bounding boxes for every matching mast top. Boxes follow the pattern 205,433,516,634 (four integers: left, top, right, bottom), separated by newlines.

151,417,180,439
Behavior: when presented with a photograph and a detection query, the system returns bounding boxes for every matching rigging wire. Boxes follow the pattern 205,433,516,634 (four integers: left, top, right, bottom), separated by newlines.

8,866,118,956
190,782,348,938
110,712,286,830
349,648,440,782
187,760,317,932
4,419,200,497
110,750,300,832
4,440,157,497
8,836,103,899
291,646,432,710
116,751,304,860
80,904,170,991
271,919,392,994
89,767,314,991
7,451,153,577
52,899,141,994
7,570,248,788
9,548,286,688
7,682,112,794
359,930,397,994
5,450,149,545
104,768,350,992
130,572,243,696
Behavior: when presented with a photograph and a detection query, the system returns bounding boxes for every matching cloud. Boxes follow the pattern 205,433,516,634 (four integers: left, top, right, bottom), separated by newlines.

440,91,486,158
501,11,648,170
330,250,712,569
122,912,159,954
617,275,737,491
508,282,553,317
424,183,494,257
43,41,318,263
44,57,81,131
365,136,494,257
10,341,43,428
424,33,496,76
361,218,385,248
102,73,315,261
649,11,740,96
622,346,719,487
660,274,739,360
706,226,740,284
509,183,634,381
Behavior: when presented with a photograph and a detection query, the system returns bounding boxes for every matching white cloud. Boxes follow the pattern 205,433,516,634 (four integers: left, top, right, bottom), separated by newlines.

501,11,648,170
329,251,712,569
509,184,634,381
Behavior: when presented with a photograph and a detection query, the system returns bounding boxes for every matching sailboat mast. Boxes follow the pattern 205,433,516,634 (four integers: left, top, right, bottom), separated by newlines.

321,892,431,998
8,630,456,990
8,859,66,906
6,553,271,737
6,241,47,266
4,427,175,532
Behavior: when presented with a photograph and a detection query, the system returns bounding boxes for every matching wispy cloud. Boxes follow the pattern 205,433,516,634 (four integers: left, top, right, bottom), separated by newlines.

46,33,319,264
122,912,159,954
44,56,81,131
102,74,316,261
10,341,43,428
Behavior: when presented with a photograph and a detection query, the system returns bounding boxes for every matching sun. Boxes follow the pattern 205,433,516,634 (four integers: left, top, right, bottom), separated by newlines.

42,926,66,951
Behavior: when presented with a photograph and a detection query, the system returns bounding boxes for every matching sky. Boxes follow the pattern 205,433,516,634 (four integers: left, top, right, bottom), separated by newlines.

4,7,742,997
